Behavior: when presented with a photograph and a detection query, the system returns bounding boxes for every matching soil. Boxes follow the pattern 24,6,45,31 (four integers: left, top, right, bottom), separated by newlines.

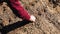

0,0,60,34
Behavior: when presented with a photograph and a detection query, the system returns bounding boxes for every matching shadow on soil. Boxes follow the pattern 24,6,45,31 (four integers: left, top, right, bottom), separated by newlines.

0,20,30,34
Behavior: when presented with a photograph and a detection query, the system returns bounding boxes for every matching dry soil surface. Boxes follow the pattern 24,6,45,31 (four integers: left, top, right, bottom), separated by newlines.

0,0,60,34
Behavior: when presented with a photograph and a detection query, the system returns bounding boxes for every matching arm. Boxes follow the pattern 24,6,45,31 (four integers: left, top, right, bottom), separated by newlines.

9,0,30,20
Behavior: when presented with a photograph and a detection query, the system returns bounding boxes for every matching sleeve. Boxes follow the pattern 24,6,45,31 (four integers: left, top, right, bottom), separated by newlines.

9,0,30,20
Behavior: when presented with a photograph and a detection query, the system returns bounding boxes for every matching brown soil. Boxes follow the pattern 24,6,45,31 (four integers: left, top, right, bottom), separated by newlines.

0,0,60,34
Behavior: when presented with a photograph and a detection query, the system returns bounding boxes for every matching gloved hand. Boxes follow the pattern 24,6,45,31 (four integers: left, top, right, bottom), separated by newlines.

29,15,36,22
